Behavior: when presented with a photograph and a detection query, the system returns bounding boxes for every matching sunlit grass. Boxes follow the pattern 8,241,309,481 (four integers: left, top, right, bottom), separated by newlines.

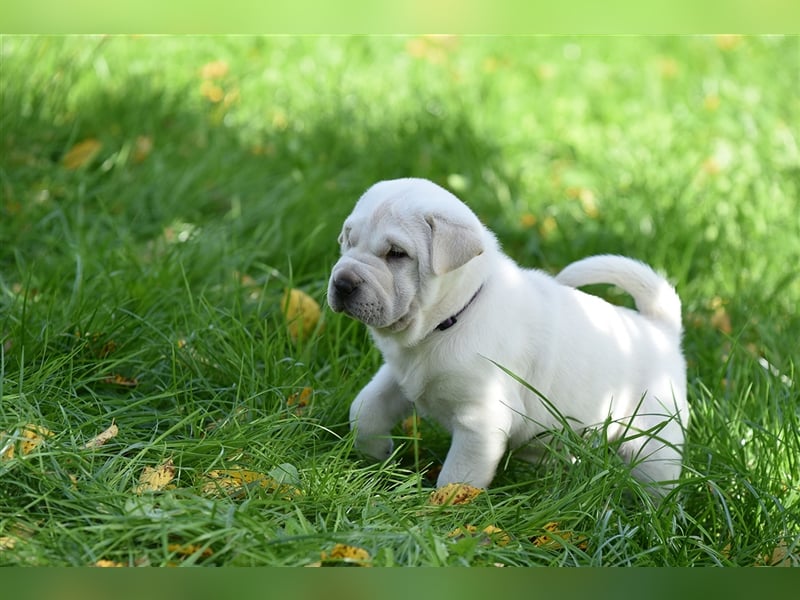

1,35,798,566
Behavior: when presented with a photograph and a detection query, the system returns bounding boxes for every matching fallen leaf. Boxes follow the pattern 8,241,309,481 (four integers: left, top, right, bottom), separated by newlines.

167,543,214,559
519,212,537,228
429,482,483,506
1,423,54,460
401,415,421,440
62,138,103,170
715,34,742,51
287,387,313,414
200,80,224,103
281,288,321,342
657,56,680,79
320,544,371,567
709,296,732,334
758,539,796,567
94,559,125,567
103,374,138,388
83,422,119,449
134,459,176,494
132,135,153,164
567,187,600,219
200,59,229,79
449,524,510,547
0,537,17,551
200,468,301,499
530,521,588,551
538,215,558,240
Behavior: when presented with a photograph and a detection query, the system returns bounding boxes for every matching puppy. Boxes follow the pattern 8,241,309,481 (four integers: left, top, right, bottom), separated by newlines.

328,178,688,495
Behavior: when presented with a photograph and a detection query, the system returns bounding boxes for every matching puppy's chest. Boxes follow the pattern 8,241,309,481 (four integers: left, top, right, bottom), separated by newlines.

391,355,480,424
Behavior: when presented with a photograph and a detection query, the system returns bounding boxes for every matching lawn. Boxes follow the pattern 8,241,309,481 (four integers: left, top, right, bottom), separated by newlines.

0,35,798,567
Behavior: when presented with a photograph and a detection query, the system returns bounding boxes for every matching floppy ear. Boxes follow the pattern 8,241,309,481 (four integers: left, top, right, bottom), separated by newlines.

426,214,484,275
337,225,351,248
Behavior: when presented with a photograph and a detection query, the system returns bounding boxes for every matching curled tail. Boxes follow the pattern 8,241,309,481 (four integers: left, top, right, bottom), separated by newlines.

556,254,683,335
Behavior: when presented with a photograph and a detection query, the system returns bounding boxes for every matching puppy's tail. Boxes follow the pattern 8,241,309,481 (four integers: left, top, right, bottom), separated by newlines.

556,254,682,335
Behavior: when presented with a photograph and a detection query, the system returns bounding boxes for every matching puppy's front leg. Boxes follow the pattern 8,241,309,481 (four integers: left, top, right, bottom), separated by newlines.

437,423,509,488
349,363,412,460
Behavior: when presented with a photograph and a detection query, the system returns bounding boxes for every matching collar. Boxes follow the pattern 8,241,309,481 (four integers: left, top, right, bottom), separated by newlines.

436,285,484,332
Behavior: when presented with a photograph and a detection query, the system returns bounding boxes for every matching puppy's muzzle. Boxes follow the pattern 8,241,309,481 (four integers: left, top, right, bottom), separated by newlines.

331,271,361,299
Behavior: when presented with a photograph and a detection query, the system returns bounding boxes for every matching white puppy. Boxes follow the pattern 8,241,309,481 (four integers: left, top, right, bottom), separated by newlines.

328,178,688,495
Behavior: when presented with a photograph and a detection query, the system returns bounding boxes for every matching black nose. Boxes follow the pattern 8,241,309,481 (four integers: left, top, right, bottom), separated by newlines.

333,272,360,296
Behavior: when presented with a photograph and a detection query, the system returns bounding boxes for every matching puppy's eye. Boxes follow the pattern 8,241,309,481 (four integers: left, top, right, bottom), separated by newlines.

386,247,408,260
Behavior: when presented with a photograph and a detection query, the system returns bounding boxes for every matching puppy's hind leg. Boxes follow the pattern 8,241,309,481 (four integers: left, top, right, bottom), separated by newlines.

617,414,686,498
349,363,413,461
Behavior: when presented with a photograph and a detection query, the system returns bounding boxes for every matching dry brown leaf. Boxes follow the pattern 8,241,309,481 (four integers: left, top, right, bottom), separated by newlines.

83,422,119,449
62,138,103,170
281,288,321,342
134,458,176,494
429,482,483,506
759,539,796,567
320,543,372,567
1,423,54,460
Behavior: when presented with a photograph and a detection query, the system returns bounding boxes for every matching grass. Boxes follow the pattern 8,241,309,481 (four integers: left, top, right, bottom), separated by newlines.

1,34,798,567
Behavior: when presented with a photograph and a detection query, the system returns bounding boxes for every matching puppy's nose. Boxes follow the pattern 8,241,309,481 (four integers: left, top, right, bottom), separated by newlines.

333,272,360,296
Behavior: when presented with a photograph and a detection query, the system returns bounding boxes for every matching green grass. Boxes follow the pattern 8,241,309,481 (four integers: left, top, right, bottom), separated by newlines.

1,35,798,566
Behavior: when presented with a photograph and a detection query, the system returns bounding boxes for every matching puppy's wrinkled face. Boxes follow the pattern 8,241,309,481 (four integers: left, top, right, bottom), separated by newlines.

327,204,428,332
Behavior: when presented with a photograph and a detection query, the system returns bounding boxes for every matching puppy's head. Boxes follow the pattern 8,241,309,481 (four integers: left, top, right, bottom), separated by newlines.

328,178,491,340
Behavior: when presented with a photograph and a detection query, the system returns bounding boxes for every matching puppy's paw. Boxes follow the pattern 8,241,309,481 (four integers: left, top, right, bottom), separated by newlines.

354,435,394,461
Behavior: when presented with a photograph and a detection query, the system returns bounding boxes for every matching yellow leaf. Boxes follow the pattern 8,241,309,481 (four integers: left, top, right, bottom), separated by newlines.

201,468,301,499
708,296,732,335
530,521,588,551
281,288,321,342
103,374,138,388
519,212,537,229
167,543,214,559
401,415,422,440
287,387,313,414
428,482,483,506
134,458,176,494
200,80,224,103
320,544,371,567
715,34,742,51
200,59,229,80
132,135,153,164
94,559,125,567
83,422,119,449
0,537,17,551
449,524,511,547
62,138,103,170
538,215,558,240
1,423,54,460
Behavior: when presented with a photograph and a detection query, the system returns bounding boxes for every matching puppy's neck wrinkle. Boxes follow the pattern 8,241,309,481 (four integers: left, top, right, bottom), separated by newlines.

435,285,484,332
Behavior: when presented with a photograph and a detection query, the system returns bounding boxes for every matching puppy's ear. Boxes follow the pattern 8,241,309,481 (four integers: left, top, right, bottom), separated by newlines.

337,225,351,248
426,214,484,275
